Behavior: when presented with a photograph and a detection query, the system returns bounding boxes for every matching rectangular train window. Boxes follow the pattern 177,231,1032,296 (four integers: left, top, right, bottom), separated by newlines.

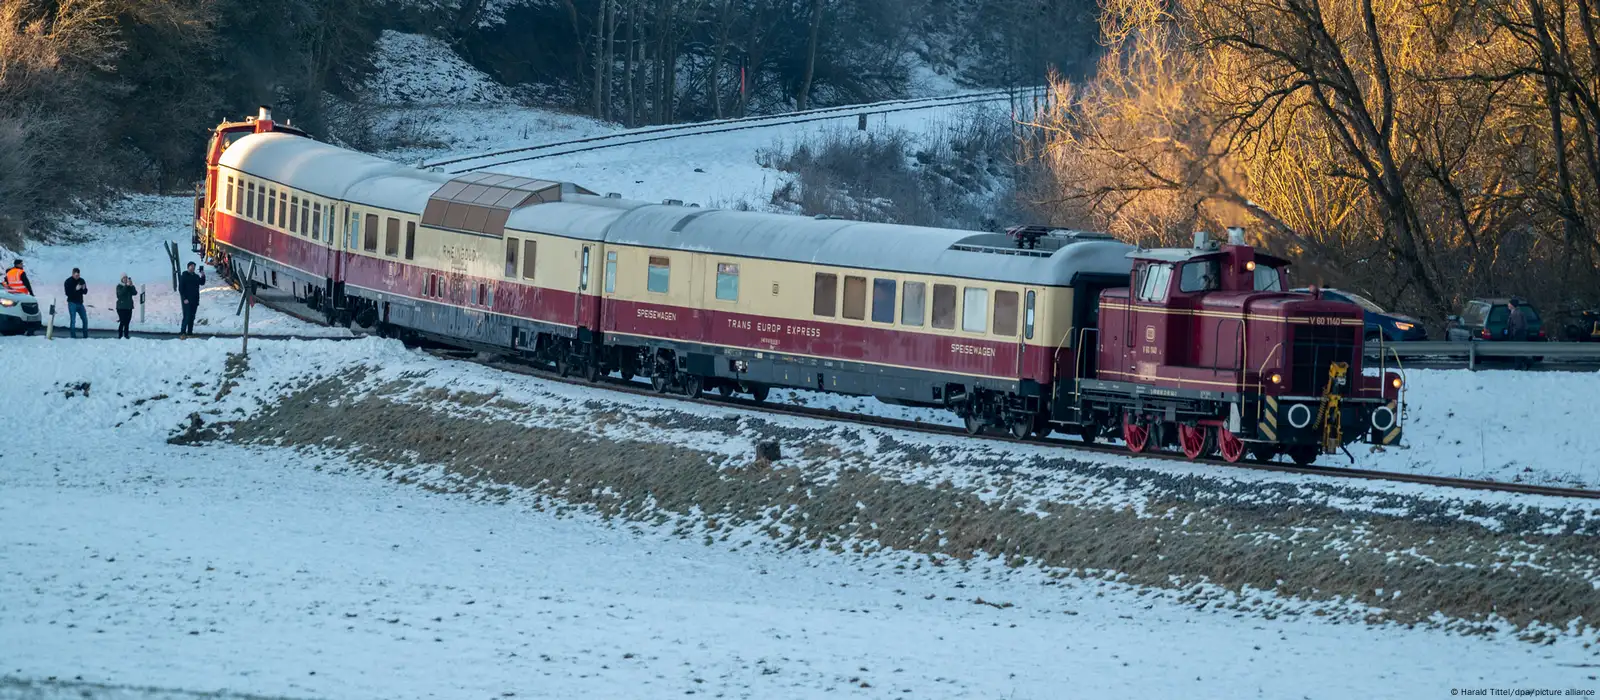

1024,290,1035,339
504,237,519,277
604,251,617,293
311,203,322,241
279,192,288,228
256,185,267,222
385,217,400,257
235,179,244,214
871,279,896,323
225,177,235,211
842,276,866,320
478,283,488,306
348,210,359,250
993,290,1019,337
245,182,256,218
1138,263,1172,302
300,202,310,239
931,284,957,329
522,240,536,279
901,282,925,326
962,288,989,333
266,188,277,225
363,213,379,252
290,197,301,234
716,263,739,301
648,256,671,293
813,273,837,317
404,221,416,260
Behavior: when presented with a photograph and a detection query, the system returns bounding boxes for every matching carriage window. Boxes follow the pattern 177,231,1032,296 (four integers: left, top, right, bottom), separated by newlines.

478,283,488,306
385,217,400,256
1024,290,1036,340
1180,260,1219,292
225,177,235,211
257,185,267,222
716,263,739,301
311,203,322,240
871,279,896,323
235,179,244,213
427,274,438,298
962,287,989,333
1253,264,1282,291
245,182,256,218
279,192,289,228
266,188,277,225
1138,264,1173,302
901,282,926,326
522,240,536,279
648,256,671,293
604,251,617,293
289,197,300,233
931,284,957,329
300,200,310,237
813,273,837,317
993,290,1019,336
404,221,415,260
842,276,867,320
363,214,379,252
504,237,519,277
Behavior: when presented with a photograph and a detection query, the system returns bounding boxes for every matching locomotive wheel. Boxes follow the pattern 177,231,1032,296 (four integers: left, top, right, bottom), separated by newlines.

1079,423,1100,444
584,359,602,383
717,383,735,398
620,371,635,382
1009,416,1032,440
650,373,669,393
680,375,703,399
963,412,984,436
556,355,572,378
1178,424,1209,459
748,384,770,403
1215,427,1246,463
1121,414,1149,453
1286,445,1319,466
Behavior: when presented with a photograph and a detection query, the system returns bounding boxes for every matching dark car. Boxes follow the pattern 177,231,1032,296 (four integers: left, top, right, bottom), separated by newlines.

1446,298,1547,341
1291,287,1427,342
1562,309,1600,342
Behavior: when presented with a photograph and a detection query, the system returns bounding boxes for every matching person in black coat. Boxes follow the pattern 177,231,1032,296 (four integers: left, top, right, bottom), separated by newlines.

64,268,89,338
178,262,205,337
115,274,136,339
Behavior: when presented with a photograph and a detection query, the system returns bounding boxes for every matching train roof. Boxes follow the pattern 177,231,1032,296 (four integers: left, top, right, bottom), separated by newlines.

220,132,452,213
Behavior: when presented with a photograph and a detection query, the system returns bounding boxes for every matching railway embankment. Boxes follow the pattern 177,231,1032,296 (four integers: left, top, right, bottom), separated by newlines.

200,359,1600,646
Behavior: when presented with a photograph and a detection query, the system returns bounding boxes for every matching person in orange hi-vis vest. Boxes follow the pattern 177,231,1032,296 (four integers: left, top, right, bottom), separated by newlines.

4,259,33,296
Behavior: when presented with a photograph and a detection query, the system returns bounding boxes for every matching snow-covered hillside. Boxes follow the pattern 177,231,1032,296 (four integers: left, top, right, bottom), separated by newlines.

364,31,517,105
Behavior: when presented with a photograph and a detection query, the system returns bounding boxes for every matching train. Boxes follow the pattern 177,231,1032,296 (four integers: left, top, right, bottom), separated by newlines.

192,109,1405,466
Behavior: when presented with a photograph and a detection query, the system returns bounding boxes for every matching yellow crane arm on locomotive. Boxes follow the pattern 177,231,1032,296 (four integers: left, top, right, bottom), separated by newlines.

1313,362,1348,454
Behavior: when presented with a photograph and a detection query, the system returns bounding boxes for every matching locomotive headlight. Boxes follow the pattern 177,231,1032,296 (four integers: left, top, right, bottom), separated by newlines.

1393,322,1414,332
1390,376,1403,390
1245,261,1257,271
1269,373,1281,385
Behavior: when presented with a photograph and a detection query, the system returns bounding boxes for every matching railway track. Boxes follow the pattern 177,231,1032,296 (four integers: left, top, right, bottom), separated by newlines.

425,90,1015,175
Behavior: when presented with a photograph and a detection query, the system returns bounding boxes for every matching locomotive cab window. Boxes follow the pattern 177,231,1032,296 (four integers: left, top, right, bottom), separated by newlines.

871,279,896,323
901,281,926,327
504,237,519,277
648,256,671,293
993,290,1019,336
962,287,989,333
931,284,957,329
522,240,536,279
363,214,379,252
1137,263,1173,302
716,263,739,301
1253,264,1282,291
1179,260,1219,293
385,217,400,257
842,276,867,320
813,273,837,317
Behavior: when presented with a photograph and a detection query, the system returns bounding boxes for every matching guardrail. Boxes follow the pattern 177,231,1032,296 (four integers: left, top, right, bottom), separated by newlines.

1365,340,1600,370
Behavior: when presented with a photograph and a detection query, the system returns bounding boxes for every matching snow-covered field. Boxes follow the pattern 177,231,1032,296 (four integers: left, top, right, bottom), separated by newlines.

3,337,1596,699
0,195,350,338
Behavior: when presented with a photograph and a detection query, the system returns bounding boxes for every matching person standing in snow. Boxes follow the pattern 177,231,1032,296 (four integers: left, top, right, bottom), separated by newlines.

1506,299,1528,341
4,258,32,296
63,268,89,338
178,262,205,337
115,274,136,339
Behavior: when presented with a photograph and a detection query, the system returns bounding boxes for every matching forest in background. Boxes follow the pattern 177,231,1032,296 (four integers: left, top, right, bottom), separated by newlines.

0,0,1096,248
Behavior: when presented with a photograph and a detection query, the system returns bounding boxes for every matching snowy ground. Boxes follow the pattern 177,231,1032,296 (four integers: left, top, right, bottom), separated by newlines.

0,195,349,338
2,336,1596,699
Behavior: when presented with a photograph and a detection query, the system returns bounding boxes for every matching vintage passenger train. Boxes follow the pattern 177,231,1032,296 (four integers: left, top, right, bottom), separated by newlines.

193,109,1404,466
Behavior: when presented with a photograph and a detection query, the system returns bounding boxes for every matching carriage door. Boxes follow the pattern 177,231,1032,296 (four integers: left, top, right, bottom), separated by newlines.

1016,288,1037,379
574,244,599,336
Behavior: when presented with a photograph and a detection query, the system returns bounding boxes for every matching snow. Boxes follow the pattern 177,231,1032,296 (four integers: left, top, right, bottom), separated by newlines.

0,195,349,337
364,30,515,106
3,337,1596,698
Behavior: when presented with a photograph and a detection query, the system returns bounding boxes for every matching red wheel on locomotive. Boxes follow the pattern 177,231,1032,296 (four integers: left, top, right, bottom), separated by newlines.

1121,413,1149,454
1215,426,1246,463
1178,424,1209,460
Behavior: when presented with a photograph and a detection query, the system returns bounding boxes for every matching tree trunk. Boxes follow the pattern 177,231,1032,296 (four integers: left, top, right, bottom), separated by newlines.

797,0,823,111
592,0,608,117
710,0,732,119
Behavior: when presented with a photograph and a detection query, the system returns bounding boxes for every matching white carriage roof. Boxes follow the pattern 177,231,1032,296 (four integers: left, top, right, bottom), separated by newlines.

220,132,451,213
586,199,1136,286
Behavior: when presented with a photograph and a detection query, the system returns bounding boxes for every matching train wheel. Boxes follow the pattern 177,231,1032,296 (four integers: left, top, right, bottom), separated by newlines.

650,373,669,393
963,412,983,436
1215,427,1246,463
717,384,735,398
556,355,572,378
584,359,602,383
1079,424,1099,444
1286,445,1319,466
1009,416,1032,440
680,375,703,399
1249,446,1279,462
1179,424,1208,459
1122,414,1149,454
749,385,770,403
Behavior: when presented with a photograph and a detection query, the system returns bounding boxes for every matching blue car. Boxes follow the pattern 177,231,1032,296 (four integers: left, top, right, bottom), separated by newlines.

1291,287,1427,342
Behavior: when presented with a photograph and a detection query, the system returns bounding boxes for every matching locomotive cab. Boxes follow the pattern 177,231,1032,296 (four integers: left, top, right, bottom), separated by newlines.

1081,228,1404,465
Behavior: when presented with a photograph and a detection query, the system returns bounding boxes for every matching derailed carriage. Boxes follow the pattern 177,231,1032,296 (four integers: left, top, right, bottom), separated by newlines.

193,112,1402,466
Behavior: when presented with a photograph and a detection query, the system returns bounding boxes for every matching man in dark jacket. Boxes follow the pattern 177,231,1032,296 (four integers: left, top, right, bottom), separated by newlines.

64,268,88,338
1507,300,1528,341
178,262,205,337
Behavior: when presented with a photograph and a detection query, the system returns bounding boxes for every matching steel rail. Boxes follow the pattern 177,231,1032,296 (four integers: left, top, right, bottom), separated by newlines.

424,90,1014,171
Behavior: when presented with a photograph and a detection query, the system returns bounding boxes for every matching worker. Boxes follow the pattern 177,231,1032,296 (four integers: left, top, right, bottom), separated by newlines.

4,258,32,296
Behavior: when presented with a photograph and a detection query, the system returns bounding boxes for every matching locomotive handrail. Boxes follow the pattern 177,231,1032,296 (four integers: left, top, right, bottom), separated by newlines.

1254,342,1282,397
